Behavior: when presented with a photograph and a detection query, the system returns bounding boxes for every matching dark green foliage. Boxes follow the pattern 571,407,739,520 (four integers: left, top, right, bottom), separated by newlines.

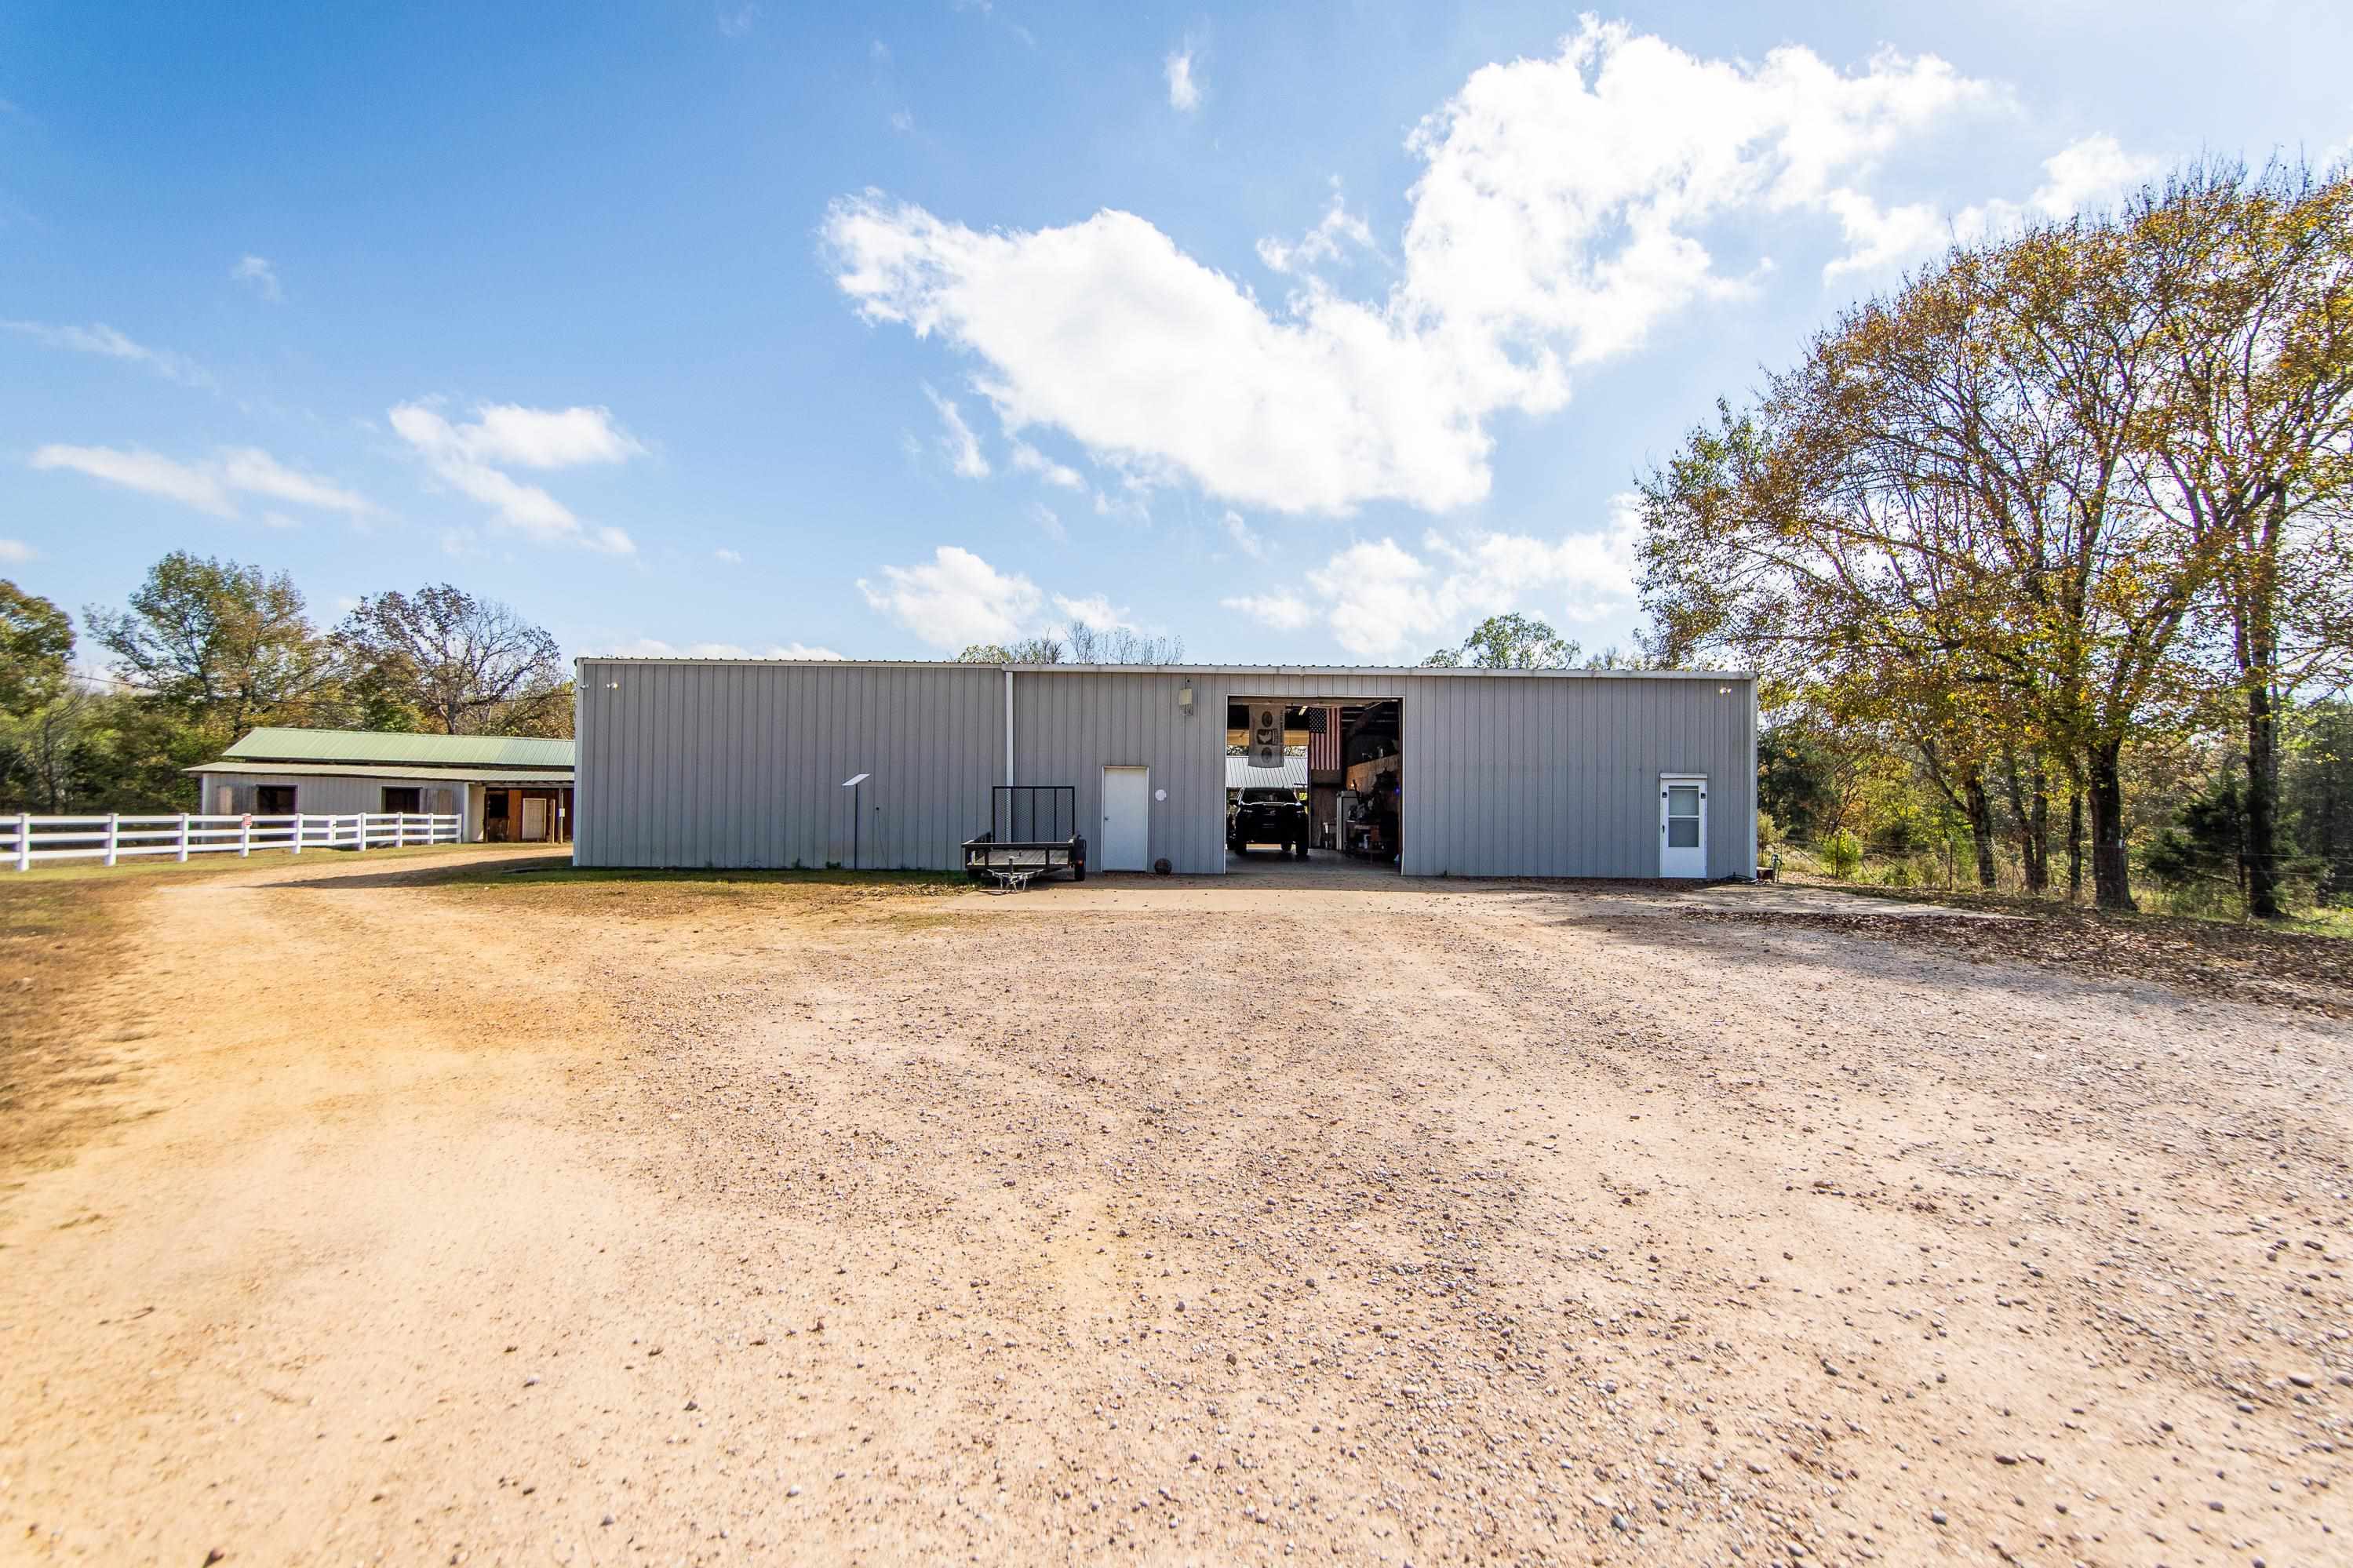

1757,727,1838,845
2145,772,2253,897
0,580,74,718
2285,701,2353,904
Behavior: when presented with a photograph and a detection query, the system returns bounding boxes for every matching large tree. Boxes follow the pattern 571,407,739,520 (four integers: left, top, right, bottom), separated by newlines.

0,580,74,718
337,584,569,736
86,552,344,737
2129,162,2353,915
1423,613,1581,669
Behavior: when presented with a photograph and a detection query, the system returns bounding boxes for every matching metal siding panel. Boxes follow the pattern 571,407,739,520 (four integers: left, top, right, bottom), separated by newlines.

567,663,1754,878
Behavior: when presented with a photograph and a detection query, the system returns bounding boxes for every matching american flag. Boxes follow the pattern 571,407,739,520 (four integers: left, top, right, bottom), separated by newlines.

1307,705,1342,773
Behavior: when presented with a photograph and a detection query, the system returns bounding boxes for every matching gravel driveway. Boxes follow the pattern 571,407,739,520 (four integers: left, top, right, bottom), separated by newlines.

2,849,2344,1566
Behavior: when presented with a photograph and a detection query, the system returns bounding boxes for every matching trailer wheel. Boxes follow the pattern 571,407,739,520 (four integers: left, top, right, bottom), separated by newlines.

1073,860,1087,882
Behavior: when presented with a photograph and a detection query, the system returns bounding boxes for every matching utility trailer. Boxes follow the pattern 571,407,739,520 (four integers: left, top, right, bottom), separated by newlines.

962,784,1087,888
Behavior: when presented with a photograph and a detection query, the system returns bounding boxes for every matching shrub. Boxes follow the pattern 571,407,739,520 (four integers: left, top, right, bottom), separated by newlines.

1820,829,1863,879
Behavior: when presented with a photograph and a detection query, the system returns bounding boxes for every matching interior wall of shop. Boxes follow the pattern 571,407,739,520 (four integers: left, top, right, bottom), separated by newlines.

573,661,1756,878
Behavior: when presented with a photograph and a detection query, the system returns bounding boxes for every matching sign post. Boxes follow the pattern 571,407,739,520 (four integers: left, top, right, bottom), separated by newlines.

842,773,871,870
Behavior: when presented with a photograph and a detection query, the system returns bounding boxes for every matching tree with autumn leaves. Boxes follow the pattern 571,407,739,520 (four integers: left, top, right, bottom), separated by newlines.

1641,161,2353,913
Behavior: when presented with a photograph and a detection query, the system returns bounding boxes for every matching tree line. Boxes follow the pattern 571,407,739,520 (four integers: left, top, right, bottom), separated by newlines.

0,551,571,813
956,622,1186,665
1641,159,2353,915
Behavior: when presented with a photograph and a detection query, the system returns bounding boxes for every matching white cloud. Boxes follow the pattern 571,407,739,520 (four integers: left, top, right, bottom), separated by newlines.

5,319,212,387
889,108,914,135
28,442,373,521
1255,183,1376,275
446,403,645,467
1009,438,1084,489
1051,592,1132,632
1222,509,1266,558
1029,500,1066,541
858,545,1041,649
1820,189,1945,278
1302,496,1645,658
601,637,842,660
1915,133,2166,265
1222,591,1313,631
714,547,745,563
389,400,639,553
230,254,282,300
1165,49,1200,113
923,385,991,478
717,2,759,38
216,446,370,515
825,20,1991,516
2028,133,2162,218
0,538,35,563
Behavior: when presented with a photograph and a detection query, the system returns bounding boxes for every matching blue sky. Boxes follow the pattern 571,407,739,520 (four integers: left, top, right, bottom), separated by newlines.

5,2,2349,668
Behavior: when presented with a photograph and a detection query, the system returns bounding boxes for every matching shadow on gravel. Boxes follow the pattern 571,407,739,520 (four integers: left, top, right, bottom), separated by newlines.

1574,902,2353,1020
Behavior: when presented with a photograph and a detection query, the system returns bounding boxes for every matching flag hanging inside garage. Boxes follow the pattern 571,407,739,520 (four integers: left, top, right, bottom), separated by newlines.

1308,706,1342,774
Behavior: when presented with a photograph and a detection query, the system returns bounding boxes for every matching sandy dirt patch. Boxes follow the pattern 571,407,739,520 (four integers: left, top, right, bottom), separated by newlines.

1,849,2346,1566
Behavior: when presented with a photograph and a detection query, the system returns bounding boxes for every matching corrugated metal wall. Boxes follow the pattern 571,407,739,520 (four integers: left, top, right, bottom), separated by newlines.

574,661,1756,879
1379,673,1754,878
574,660,1003,869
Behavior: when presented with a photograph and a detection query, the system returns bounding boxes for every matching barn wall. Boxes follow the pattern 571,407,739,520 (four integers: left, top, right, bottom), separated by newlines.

574,660,1004,869
192,771,477,837
1380,672,1755,879
574,661,1757,879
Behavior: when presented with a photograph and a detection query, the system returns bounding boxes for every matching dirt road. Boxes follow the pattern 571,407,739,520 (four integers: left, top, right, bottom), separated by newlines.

2,848,2346,1566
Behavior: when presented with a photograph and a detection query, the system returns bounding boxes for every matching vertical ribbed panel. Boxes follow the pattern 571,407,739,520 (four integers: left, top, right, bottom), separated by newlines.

574,663,1755,878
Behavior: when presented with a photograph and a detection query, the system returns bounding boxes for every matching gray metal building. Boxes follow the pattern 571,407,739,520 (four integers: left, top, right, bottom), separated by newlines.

574,659,1756,880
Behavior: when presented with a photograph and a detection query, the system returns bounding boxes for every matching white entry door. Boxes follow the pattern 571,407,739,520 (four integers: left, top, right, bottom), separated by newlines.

1659,775,1706,878
520,796,548,842
1100,766,1149,871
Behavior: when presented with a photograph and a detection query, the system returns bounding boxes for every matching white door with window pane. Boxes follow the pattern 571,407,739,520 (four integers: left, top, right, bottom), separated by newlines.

1659,775,1706,878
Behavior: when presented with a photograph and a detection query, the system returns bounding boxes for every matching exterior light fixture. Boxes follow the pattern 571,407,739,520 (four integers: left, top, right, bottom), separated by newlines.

1177,681,1195,715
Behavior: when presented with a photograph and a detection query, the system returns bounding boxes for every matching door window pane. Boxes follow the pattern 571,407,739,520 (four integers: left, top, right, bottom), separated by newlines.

1667,785,1699,817
1668,817,1700,848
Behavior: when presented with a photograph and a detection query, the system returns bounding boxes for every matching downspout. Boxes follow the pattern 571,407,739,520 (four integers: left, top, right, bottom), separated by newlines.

1004,668,1014,788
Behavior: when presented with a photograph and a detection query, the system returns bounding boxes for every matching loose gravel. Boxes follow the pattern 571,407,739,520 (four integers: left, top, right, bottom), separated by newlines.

0,851,2344,1567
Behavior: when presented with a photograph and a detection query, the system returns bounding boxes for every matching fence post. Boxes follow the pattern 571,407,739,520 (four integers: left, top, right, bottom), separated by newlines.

239,814,253,858
291,814,303,855
395,813,406,849
13,811,27,873
104,812,119,868
177,813,191,863
355,813,366,853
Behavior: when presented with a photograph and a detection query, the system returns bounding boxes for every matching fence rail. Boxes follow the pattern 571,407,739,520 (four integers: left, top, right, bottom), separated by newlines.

2,812,463,870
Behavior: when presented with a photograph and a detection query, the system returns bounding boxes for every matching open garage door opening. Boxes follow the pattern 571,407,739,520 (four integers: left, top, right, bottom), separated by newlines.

1225,699,1403,878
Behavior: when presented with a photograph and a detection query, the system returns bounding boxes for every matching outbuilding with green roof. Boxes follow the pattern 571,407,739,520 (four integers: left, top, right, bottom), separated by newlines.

190,727,575,844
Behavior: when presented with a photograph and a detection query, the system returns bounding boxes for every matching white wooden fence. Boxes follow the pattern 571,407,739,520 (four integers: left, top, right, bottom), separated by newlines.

1,812,462,870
